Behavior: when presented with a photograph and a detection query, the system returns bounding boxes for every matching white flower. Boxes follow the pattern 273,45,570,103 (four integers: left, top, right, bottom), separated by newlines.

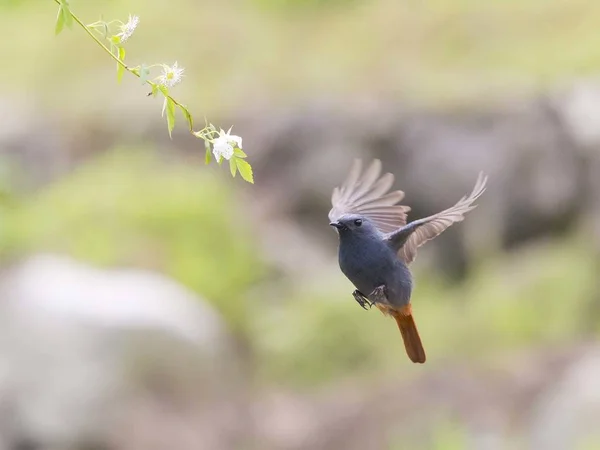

158,62,184,88
223,127,242,148
117,14,139,43
212,140,234,161
212,128,243,161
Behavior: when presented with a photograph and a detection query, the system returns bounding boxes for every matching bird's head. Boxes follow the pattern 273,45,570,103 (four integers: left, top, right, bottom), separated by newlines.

329,214,379,237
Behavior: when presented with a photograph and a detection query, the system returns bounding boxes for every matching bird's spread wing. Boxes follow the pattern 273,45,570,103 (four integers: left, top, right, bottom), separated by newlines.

329,159,411,233
395,172,488,264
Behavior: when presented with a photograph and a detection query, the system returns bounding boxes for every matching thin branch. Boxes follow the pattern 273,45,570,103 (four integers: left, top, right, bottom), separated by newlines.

52,0,190,121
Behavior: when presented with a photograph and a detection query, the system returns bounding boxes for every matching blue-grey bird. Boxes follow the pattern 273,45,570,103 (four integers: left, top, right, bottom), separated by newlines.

329,160,487,363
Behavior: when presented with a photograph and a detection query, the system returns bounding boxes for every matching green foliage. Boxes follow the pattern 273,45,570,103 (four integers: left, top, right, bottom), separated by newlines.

235,156,254,184
0,148,265,331
54,0,73,35
204,139,212,165
116,46,125,82
179,104,193,132
230,149,253,183
165,97,176,138
229,158,237,177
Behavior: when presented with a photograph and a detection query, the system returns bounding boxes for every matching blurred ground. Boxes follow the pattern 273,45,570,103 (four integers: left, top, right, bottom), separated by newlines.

1,0,600,449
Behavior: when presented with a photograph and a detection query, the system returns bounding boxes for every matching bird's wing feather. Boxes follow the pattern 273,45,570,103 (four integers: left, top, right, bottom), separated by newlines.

329,159,410,233
396,172,488,264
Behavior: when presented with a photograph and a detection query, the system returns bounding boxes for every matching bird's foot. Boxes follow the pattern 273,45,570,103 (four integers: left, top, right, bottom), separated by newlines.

369,285,388,304
352,290,372,310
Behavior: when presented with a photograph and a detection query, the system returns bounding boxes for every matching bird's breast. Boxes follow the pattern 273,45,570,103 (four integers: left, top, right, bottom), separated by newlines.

338,237,412,305
339,239,394,291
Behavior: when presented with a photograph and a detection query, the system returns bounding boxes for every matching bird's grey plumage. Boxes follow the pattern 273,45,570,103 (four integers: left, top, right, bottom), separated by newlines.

385,171,488,264
333,214,413,307
330,160,488,265
329,159,487,363
329,159,410,234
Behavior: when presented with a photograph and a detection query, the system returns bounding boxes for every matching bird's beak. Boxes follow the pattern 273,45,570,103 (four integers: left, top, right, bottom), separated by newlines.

329,221,344,229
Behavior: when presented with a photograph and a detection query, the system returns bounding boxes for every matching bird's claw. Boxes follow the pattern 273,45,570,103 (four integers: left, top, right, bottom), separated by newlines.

352,290,372,310
369,285,388,303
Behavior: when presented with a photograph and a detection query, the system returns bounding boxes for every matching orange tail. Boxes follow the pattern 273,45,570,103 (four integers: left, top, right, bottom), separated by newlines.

392,305,426,364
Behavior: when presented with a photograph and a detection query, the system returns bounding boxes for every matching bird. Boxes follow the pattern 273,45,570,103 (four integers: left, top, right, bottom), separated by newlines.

329,159,487,364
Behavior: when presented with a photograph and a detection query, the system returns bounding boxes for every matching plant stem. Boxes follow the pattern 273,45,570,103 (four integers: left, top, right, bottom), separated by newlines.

52,0,192,126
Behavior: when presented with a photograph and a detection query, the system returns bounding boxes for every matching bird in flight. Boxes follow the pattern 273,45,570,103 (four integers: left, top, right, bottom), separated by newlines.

329,159,487,363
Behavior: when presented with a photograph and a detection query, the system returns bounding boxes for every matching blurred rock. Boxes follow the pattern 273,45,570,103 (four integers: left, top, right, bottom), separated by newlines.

0,254,247,450
0,99,69,192
551,79,600,151
529,345,600,450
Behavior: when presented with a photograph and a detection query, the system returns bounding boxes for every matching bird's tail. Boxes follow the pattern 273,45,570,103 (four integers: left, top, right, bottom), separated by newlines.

392,305,426,364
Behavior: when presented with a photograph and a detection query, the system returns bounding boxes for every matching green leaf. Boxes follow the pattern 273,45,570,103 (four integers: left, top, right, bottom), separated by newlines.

117,47,126,83
55,6,65,35
233,148,247,158
229,158,237,177
235,159,254,184
63,8,73,28
55,0,73,34
110,35,121,46
166,97,176,138
151,84,159,97
139,64,150,85
62,2,73,29
204,139,212,165
117,64,125,83
158,85,169,97
179,105,194,132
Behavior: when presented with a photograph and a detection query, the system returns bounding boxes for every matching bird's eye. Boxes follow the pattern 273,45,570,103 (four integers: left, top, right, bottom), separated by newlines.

354,219,363,227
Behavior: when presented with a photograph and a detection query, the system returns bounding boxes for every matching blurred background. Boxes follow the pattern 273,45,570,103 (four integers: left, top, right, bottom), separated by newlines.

1,0,600,449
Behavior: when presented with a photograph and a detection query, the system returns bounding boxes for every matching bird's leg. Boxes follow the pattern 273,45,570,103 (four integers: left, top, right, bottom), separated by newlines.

352,290,372,310
369,285,389,305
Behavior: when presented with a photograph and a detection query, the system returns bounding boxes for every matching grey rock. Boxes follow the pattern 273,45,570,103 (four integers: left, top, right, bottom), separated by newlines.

529,346,600,450
0,254,244,450
0,99,69,191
